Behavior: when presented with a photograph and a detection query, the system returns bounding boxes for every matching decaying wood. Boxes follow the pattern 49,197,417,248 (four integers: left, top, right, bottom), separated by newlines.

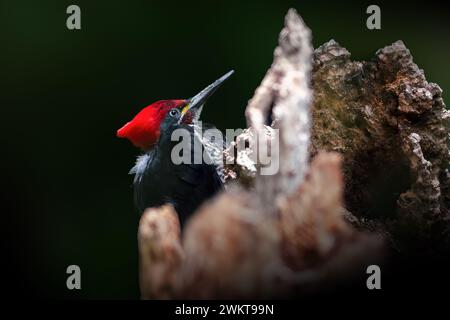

245,9,313,209
138,205,183,299
137,8,449,298
310,39,450,255
177,189,287,298
280,152,352,270
278,152,383,294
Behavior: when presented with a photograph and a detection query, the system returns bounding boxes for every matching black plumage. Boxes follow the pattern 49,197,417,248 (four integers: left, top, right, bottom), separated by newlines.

131,108,223,226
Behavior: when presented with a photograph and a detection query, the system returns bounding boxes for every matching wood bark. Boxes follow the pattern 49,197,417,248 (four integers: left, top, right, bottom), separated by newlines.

137,8,449,298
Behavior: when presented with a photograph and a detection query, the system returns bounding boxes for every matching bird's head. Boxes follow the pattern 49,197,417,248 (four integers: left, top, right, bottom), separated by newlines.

117,70,234,151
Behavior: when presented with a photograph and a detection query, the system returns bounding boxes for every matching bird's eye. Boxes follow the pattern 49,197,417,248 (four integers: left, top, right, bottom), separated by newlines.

169,108,180,117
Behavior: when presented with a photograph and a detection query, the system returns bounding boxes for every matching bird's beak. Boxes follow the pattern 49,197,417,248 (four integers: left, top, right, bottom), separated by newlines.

180,70,234,122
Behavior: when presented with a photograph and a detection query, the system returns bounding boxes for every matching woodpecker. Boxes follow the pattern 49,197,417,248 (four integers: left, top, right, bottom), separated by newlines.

117,71,233,226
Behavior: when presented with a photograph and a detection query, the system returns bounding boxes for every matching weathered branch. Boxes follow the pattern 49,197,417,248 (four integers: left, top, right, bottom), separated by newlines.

137,8,449,299
138,205,183,299
245,9,313,208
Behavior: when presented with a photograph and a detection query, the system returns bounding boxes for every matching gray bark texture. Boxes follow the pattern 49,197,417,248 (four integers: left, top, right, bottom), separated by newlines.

310,39,450,255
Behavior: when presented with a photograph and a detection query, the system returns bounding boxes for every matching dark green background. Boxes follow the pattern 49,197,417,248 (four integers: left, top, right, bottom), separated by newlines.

2,0,449,298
